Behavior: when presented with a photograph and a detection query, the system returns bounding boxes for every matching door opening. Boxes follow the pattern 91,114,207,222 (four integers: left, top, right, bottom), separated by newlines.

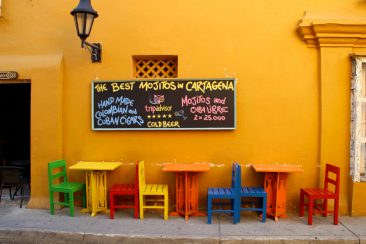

0,82,31,205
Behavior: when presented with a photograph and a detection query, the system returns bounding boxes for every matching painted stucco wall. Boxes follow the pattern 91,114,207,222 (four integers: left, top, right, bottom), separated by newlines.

1,0,366,215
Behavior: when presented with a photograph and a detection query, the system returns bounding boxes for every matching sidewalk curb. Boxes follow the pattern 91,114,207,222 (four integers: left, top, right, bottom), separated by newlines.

0,228,361,244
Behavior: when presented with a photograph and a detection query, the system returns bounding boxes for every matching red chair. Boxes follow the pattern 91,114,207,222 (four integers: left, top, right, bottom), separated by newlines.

299,164,340,225
109,162,138,219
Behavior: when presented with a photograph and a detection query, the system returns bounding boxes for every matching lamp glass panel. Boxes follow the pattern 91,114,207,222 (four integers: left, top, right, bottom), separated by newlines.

84,13,95,36
75,12,86,35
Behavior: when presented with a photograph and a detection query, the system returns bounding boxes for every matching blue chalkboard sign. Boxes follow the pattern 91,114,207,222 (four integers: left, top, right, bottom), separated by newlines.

92,78,236,130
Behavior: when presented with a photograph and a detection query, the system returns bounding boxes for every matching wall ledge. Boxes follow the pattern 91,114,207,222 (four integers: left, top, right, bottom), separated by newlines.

298,16,366,48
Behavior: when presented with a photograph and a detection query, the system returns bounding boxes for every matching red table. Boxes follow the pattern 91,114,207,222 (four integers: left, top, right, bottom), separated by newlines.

252,164,303,221
163,163,210,220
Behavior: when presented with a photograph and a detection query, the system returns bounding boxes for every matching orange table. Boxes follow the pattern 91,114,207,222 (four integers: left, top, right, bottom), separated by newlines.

163,163,210,220
251,164,303,221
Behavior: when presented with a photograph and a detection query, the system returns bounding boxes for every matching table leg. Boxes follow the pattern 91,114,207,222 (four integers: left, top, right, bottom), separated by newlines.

82,170,108,216
188,172,206,218
264,172,276,218
170,172,184,217
264,172,288,221
276,173,288,218
81,171,92,214
185,172,188,220
170,172,205,220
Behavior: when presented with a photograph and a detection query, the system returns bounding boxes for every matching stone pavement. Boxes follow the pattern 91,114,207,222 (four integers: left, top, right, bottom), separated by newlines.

0,197,366,244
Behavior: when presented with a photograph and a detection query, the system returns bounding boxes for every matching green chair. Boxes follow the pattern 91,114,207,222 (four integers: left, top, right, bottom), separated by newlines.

48,159,86,217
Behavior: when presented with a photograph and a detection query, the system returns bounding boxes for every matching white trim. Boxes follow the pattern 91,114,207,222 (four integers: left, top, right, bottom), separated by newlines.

350,56,366,182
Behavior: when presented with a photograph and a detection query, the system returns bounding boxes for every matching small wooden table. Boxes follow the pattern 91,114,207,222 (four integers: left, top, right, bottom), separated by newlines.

69,161,122,216
251,164,303,221
163,163,210,220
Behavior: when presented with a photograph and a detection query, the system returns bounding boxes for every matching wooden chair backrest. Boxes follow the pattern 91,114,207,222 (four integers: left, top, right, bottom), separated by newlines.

138,160,145,190
231,162,241,194
324,164,340,197
48,159,67,187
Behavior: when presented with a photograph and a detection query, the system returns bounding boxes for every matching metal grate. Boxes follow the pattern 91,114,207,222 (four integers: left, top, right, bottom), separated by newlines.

133,56,177,78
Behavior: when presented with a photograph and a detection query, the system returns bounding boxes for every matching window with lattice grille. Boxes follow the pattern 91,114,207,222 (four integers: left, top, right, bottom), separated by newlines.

133,56,177,78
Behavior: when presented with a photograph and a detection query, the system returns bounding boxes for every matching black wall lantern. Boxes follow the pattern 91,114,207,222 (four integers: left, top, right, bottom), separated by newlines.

71,0,101,62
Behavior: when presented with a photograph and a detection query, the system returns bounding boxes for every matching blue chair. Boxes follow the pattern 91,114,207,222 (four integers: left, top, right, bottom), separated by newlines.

240,186,267,222
207,163,267,224
207,163,241,224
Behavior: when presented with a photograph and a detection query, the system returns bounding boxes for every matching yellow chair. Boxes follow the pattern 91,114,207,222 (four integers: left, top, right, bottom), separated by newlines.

138,161,168,220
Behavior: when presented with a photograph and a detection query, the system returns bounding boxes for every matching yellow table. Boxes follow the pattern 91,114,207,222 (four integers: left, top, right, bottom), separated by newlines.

69,161,121,216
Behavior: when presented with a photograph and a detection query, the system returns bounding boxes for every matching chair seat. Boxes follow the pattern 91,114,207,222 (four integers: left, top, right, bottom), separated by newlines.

241,186,266,197
51,182,85,191
110,184,136,194
142,184,168,194
208,187,235,197
301,188,336,199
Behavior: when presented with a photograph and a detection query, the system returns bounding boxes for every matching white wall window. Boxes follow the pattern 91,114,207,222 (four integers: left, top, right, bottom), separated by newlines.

351,56,366,182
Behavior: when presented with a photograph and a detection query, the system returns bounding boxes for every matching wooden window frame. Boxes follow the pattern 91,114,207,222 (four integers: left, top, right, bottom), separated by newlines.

133,55,178,78
351,56,366,182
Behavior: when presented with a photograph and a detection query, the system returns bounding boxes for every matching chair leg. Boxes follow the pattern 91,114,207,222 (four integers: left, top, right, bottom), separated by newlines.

207,195,212,224
82,186,86,208
299,190,304,217
262,195,267,223
323,199,328,217
14,184,23,198
308,197,314,225
110,193,115,219
334,197,339,225
13,185,19,198
233,197,240,224
9,187,13,200
49,190,55,215
164,192,168,220
69,192,75,217
230,198,235,216
139,194,144,219
20,185,24,208
64,191,69,203
134,192,139,219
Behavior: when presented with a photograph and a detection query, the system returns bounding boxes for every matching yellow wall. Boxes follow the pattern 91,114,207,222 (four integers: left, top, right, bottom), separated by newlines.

1,0,366,214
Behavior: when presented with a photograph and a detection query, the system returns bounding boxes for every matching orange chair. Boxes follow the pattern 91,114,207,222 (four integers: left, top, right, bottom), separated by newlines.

299,164,340,225
109,162,139,219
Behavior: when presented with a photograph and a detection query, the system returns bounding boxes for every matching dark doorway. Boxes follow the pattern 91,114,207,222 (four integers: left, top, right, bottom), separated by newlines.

0,82,31,203
0,83,30,161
